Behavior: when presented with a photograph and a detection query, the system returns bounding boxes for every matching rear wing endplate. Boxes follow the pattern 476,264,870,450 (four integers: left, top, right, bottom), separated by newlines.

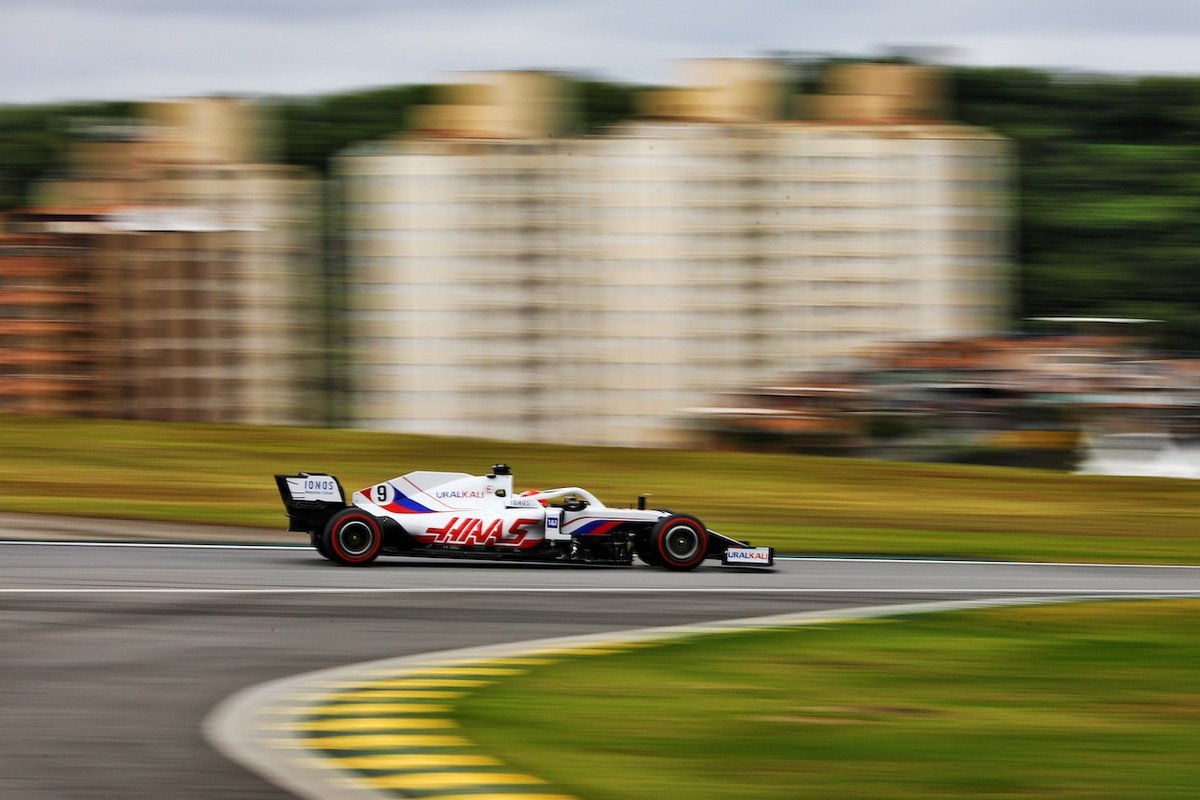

274,473,347,533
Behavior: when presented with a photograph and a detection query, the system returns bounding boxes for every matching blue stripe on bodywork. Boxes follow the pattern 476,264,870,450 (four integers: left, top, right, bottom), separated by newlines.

569,519,620,536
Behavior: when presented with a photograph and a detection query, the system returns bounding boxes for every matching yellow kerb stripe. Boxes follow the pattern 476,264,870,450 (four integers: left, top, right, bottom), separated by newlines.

274,717,455,732
329,678,491,689
412,795,579,800
288,703,451,715
280,734,472,749
321,690,467,700
364,771,545,790
366,664,540,675
411,667,527,676
314,753,503,770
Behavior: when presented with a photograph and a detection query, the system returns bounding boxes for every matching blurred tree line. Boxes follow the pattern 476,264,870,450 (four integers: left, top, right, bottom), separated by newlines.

5,69,1200,349
0,101,133,210
953,68,1200,350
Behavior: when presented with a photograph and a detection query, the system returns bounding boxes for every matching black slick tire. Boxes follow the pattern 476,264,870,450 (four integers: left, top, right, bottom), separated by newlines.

322,508,383,566
310,531,335,561
650,514,709,571
633,535,665,567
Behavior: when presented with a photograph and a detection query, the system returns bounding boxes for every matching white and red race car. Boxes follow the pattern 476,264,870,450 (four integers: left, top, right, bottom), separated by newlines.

275,465,773,571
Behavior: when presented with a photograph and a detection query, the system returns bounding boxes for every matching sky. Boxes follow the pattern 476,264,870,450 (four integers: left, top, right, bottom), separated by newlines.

4,0,1200,105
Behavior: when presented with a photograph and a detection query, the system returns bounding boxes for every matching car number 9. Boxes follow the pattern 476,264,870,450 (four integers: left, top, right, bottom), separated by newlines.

372,483,393,504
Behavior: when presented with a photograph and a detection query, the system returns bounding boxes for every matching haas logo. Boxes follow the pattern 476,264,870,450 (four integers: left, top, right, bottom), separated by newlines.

425,517,540,546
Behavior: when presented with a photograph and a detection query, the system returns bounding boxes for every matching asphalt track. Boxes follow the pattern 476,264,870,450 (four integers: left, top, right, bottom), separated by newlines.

1,533,1198,800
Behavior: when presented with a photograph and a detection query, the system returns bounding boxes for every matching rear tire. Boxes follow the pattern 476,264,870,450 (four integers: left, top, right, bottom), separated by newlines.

651,514,709,571
322,509,383,566
310,531,335,561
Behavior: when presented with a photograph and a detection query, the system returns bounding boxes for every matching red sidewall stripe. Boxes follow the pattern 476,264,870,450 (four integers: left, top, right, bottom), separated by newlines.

657,521,707,568
332,514,382,562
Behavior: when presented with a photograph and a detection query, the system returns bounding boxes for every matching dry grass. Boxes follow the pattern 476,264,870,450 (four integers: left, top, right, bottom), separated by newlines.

2,414,1198,562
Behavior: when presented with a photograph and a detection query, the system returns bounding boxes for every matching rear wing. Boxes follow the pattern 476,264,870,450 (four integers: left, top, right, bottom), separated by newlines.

274,473,347,533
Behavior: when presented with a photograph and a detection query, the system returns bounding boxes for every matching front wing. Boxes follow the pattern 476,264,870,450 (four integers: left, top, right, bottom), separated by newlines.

707,529,775,566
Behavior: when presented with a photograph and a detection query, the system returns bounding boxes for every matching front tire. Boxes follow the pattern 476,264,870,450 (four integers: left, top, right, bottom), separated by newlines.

634,536,664,567
650,514,709,571
322,509,383,566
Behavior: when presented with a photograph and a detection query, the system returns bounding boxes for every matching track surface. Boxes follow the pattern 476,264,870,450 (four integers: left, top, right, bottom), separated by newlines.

2,538,1198,799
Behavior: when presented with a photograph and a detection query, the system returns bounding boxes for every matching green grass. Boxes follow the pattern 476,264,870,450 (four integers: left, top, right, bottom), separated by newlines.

455,600,1200,799
2,414,1200,562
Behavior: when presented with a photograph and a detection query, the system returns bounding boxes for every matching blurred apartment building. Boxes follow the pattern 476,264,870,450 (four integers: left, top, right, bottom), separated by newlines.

0,232,93,414
339,61,1012,447
2,98,318,423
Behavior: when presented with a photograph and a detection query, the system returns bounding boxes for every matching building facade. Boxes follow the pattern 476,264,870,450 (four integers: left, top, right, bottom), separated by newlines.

0,232,95,415
340,62,1013,447
12,98,320,424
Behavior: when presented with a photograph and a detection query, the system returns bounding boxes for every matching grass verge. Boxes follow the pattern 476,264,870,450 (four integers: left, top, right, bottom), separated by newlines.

2,414,1200,562
455,600,1200,799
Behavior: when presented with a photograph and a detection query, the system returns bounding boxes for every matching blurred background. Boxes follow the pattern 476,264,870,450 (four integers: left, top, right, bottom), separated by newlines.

5,34,1200,475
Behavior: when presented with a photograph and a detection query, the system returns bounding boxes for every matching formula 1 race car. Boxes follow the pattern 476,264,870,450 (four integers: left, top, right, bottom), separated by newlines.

275,465,774,571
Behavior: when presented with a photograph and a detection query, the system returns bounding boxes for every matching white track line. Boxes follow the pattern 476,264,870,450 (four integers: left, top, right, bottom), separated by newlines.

792,556,1200,569
0,540,300,550
2,587,1199,596
2,539,1199,570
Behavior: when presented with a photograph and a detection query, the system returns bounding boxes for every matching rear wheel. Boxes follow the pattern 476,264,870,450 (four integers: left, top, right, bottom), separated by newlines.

322,509,383,566
651,514,709,571
309,531,335,561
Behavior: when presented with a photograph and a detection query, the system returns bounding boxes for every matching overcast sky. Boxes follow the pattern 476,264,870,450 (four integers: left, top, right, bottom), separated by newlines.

4,0,1200,104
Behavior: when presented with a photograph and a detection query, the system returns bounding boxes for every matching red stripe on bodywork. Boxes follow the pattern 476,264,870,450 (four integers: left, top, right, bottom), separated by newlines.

568,519,623,536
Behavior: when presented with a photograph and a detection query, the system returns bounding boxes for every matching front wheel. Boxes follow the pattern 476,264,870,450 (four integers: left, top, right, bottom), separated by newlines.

650,514,709,571
633,536,664,567
321,509,383,566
